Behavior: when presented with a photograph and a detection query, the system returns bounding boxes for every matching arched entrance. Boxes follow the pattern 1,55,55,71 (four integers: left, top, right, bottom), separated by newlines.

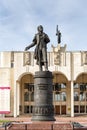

53,72,69,115
74,73,87,115
19,73,34,115
17,72,70,116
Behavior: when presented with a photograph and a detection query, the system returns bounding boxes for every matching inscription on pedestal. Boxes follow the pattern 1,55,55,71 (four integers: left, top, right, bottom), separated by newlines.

38,84,48,90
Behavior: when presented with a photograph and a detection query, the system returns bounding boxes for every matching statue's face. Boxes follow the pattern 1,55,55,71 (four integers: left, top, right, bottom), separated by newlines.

38,25,43,33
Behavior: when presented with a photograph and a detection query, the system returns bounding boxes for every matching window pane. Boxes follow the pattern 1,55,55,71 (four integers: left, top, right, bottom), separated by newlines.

24,83,29,91
80,92,85,101
74,105,79,113
74,83,79,88
61,92,66,101
24,83,34,91
24,92,29,101
80,106,85,113
80,84,86,91
61,83,66,88
74,92,79,101
31,92,34,101
55,92,60,101
24,106,29,113
55,83,61,91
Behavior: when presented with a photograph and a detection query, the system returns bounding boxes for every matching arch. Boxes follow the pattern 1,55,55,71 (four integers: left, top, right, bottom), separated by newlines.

17,72,34,115
17,72,34,82
75,73,87,83
52,71,68,83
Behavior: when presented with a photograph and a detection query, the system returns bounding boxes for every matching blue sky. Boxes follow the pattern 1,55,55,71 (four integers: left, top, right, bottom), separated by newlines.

0,0,87,51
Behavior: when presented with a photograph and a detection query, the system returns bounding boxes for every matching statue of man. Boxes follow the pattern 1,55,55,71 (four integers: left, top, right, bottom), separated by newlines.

25,25,50,71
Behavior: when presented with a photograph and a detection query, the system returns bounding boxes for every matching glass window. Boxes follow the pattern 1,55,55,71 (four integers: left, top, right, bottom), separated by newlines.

80,84,86,91
24,83,34,92
29,84,34,91
74,83,79,88
61,83,66,88
24,83,29,91
24,106,29,113
24,106,33,114
74,105,79,113
80,92,85,101
31,92,34,101
55,83,61,91
24,92,29,101
55,92,60,101
61,92,66,101
31,106,33,113
74,92,79,101
80,106,85,113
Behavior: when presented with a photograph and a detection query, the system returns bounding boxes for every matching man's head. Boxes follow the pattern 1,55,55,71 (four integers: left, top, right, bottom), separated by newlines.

37,25,43,33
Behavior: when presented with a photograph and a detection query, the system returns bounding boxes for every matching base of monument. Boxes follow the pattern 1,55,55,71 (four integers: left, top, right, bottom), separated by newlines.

31,115,55,121
32,71,55,121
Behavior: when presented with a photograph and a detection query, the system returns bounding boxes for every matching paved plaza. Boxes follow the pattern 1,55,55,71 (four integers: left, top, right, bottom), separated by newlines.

0,116,87,125
0,116,87,130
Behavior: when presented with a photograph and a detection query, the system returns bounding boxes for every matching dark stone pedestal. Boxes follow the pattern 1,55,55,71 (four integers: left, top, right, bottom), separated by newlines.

32,71,55,121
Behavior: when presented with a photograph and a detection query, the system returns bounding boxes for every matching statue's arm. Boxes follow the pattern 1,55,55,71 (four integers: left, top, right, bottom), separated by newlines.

25,42,36,51
25,35,36,51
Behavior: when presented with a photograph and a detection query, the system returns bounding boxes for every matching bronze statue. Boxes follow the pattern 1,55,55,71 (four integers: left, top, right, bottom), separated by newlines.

56,25,61,44
25,25,50,71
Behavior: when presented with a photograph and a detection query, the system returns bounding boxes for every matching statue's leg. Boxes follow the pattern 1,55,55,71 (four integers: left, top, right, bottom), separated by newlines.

42,48,48,71
44,62,48,71
39,50,43,71
39,62,42,71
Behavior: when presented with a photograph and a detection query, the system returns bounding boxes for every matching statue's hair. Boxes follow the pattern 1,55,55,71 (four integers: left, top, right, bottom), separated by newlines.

37,25,43,31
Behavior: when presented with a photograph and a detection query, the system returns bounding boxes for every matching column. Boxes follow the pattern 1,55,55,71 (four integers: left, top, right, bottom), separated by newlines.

71,81,74,117
14,82,17,117
17,81,20,116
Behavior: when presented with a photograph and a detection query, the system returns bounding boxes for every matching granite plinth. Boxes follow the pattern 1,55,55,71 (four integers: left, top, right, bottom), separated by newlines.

32,71,55,121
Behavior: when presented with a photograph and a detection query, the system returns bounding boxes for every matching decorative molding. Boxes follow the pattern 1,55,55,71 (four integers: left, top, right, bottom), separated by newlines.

82,51,87,65
23,52,31,66
85,53,87,65
54,51,61,65
33,105,54,115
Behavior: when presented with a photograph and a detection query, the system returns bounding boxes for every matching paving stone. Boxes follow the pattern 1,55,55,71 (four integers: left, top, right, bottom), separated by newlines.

8,124,26,130
53,123,73,130
27,124,52,130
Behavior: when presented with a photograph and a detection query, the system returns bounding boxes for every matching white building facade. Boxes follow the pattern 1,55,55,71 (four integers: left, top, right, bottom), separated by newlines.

0,44,87,117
